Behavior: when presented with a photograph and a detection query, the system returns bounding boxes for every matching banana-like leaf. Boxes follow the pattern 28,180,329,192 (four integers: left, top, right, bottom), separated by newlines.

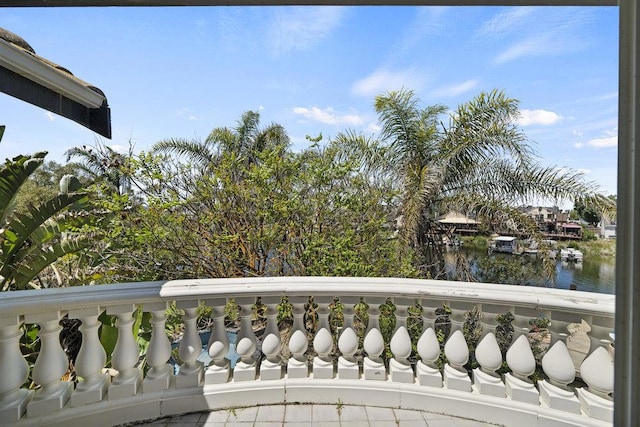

8,236,91,290
0,152,47,225
1,193,88,266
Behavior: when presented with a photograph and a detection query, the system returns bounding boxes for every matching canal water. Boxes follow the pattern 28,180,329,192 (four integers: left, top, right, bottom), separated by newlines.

445,248,615,295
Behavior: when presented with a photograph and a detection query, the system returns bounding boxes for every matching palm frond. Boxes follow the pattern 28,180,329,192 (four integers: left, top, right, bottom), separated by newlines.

152,138,217,167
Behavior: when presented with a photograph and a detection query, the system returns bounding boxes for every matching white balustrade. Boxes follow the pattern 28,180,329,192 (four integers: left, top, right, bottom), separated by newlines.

539,311,582,414
26,312,73,417
0,277,615,426
233,297,258,382
504,306,540,405
312,296,335,379
69,308,109,406
389,297,414,383
363,297,386,381
260,296,283,380
143,302,173,392
108,305,142,399
472,303,506,397
416,299,442,387
287,296,308,378
0,317,33,422
337,296,360,379
175,301,204,388
205,298,230,384
443,301,472,391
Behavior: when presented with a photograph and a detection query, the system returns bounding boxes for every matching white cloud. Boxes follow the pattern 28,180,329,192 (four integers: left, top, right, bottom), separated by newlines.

430,79,479,98
367,123,381,133
110,144,128,154
292,106,363,127
517,109,562,126
586,136,617,148
489,9,592,65
268,7,346,55
176,107,198,121
574,142,584,148
476,7,535,38
572,129,583,137
351,68,427,98
45,112,55,121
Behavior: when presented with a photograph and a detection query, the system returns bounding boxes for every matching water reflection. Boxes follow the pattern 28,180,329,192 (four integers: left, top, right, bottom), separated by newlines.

445,248,615,295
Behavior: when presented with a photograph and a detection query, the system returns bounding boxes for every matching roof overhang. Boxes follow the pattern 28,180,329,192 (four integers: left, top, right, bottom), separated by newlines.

0,36,111,138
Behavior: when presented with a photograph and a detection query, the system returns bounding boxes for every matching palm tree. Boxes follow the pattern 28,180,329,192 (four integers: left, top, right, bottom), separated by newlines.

65,140,131,195
152,110,290,175
363,88,614,278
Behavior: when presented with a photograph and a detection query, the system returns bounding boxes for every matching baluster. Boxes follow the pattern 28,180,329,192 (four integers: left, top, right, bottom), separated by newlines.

416,299,442,387
108,305,142,399
259,296,282,380
363,297,386,381
389,297,414,383
0,316,32,422
504,306,539,405
234,297,258,382
205,298,230,384
25,312,73,416
576,315,614,422
443,301,472,391
472,304,505,397
175,301,204,388
313,296,335,379
69,308,109,406
142,302,173,392
337,296,360,379
539,311,581,414
287,296,309,378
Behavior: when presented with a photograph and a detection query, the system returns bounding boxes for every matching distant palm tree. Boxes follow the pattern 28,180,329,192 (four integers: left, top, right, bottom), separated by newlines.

359,88,614,278
65,140,131,195
153,110,290,177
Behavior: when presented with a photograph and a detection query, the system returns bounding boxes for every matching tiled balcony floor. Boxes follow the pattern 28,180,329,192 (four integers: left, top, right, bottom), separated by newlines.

132,404,501,426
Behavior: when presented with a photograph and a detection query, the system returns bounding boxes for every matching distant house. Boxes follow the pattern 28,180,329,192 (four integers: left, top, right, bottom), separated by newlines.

561,222,583,237
521,206,564,232
437,211,481,234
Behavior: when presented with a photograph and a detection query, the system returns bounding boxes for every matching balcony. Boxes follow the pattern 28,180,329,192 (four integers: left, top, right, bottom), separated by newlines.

0,277,614,426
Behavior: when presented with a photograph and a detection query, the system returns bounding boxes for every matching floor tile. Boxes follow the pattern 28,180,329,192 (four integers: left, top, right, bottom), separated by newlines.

285,404,313,422
398,420,428,427
395,408,426,420
227,406,258,422
256,405,286,421
425,420,459,427
423,412,457,420
199,411,229,423
312,422,341,427
338,405,368,422
254,422,284,427
366,406,397,421
454,419,488,426
370,421,400,427
313,404,341,422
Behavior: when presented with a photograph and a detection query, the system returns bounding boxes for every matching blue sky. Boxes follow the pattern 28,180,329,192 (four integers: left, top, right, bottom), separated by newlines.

1,6,618,197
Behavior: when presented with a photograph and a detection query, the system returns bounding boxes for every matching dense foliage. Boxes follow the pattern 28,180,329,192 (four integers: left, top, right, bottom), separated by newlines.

1,89,616,289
